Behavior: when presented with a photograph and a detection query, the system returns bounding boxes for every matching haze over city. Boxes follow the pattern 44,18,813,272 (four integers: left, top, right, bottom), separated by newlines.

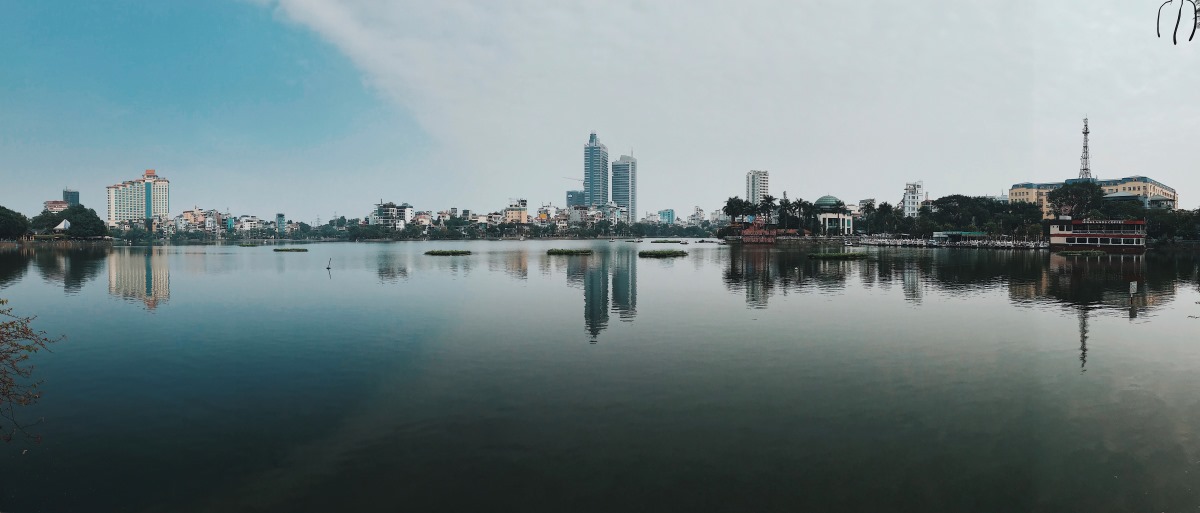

3,1,1198,220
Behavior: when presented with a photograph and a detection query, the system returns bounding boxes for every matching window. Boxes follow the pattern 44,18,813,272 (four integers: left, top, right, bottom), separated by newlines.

1099,238,1110,244
1089,238,1099,244
1066,237,1076,244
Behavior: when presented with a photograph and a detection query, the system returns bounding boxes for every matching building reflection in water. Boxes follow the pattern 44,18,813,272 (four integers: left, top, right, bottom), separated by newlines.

564,249,637,342
108,248,170,309
717,247,1193,369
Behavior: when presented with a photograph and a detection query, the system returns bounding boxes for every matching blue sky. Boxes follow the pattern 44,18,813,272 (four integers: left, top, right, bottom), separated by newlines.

1,0,427,223
4,1,1199,223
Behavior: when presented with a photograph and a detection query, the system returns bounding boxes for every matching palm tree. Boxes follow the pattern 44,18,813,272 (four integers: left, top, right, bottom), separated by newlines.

758,195,777,224
778,197,792,229
793,199,814,235
723,196,749,222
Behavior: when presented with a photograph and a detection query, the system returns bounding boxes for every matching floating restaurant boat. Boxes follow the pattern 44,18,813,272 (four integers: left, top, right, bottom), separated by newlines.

1049,217,1146,254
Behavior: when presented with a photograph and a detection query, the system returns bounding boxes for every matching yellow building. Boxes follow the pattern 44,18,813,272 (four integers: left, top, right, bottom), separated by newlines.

1009,176,1178,219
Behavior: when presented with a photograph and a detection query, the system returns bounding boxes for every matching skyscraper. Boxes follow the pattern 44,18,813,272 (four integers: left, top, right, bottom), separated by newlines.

610,155,637,223
106,170,170,227
566,190,585,208
63,188,80,206
584,132,609,207
746,170,769,205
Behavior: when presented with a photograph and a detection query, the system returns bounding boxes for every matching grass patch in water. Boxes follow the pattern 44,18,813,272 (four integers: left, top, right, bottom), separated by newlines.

546,249,593,255
425,250,472,256
651,240,682,243
273,248,308,252
639,250,688,258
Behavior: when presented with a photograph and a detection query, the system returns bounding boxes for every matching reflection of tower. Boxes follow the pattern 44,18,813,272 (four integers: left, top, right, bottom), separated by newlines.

611,250,637,320
583,256,609,340
1078,307,1089,372
108,249,170,309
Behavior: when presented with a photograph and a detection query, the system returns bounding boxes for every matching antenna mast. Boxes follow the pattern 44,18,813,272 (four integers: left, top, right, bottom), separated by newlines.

1078,117,1092,180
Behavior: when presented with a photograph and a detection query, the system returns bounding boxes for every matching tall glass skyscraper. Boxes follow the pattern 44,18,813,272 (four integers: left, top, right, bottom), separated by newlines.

63,188,80,206
584,132,609,207
611,155,637,223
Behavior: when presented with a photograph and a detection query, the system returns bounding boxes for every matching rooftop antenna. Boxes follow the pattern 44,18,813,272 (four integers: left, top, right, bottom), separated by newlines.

1078,117,1092,180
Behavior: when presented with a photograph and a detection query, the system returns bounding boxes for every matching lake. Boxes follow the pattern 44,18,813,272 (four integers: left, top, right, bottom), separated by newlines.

2,241,1200,512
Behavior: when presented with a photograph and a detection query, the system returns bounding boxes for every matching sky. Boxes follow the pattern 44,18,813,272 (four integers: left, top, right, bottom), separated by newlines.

2,0,1199,223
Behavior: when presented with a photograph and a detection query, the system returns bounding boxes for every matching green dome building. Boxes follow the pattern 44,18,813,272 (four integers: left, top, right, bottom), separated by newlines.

814,195,854,236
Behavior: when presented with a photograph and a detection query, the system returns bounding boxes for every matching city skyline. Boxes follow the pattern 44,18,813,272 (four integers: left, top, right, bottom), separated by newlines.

4,2,1200,222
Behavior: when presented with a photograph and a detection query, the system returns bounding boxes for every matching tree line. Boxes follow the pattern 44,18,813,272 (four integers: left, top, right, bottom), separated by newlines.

721,181,1200,241
0,205,108,239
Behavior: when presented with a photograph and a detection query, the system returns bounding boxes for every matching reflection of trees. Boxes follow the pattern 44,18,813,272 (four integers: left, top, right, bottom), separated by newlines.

376,252,409,283
724,247,779,308
0,249,30,289
30,246,109,293
723,247,852,307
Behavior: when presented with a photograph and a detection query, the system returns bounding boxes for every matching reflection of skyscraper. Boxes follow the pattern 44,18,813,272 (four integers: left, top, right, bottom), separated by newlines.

611,250,637,320
583,256,609,340
108,249,170,309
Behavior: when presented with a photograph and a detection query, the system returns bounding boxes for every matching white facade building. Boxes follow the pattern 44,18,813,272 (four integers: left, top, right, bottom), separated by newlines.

901,181,924,218
106,169,170,227
746,170,769,205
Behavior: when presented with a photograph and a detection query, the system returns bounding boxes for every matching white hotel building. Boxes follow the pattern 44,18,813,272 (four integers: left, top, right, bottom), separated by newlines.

106,170,170,227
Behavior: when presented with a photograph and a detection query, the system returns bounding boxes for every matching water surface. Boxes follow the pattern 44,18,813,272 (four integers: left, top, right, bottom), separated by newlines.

2,241,1199,512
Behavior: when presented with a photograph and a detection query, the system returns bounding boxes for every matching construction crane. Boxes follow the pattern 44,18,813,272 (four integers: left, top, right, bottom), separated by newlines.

562,176,583,182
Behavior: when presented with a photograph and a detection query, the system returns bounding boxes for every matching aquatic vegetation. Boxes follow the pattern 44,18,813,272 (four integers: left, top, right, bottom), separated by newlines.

651,240,682,244
546,249,593,255
273,248,309,252
425,250,471,256
639,250,688,258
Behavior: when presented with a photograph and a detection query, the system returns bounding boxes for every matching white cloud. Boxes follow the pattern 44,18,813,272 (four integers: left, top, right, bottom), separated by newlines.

261,0,1200,212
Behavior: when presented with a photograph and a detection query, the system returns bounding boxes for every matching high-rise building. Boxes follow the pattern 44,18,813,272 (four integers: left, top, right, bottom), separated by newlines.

746,170,769,205
276,213,286,236
901,181,924,218
63,189,80,206
43,200,69,213
658,209,675,225
611,155,637,223
566,190,585,208
584,132,609,207
106,170,170,227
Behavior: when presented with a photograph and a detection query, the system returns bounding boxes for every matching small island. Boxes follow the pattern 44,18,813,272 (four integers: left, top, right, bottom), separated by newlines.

639,250,688,258
651,240,682,244
425,250,472,256
546,249,593,255
273,248,308,252
808,253,868,260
